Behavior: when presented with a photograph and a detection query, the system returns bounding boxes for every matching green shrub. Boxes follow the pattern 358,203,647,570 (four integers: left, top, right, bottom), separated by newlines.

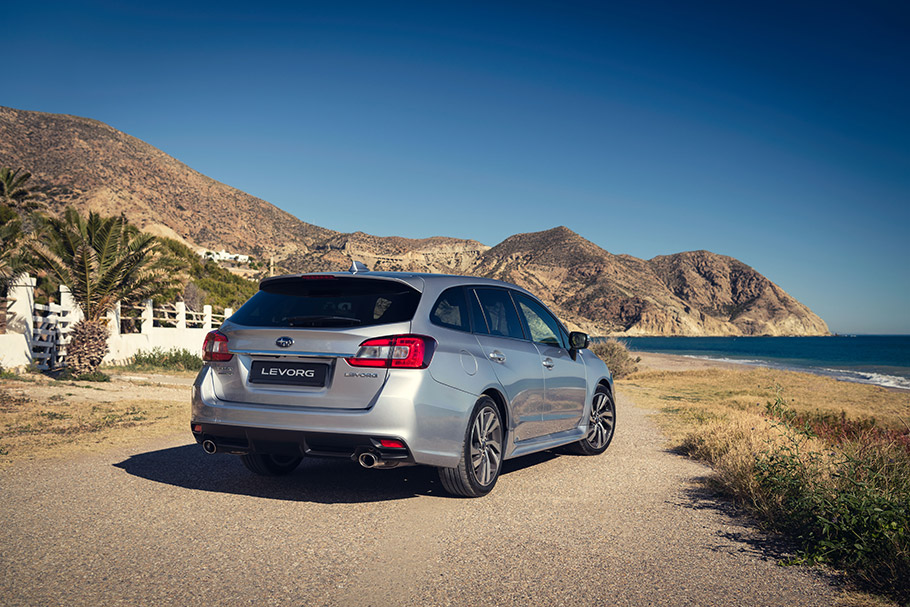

124,347,203,372
756,396,910,602
57,369,111,382
590,339,641,379
157,238,258,310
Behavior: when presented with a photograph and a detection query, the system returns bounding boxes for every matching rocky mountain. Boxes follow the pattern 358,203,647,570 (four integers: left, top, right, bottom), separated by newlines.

0,105,335,257
0,106,828,336
471,227,828,336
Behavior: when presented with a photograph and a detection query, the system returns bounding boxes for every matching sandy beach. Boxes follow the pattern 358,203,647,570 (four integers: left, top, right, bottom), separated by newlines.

633,351,742,372
632,350,910,393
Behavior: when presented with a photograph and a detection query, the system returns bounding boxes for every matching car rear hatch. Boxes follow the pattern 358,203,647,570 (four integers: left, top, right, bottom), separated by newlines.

207,274,423,410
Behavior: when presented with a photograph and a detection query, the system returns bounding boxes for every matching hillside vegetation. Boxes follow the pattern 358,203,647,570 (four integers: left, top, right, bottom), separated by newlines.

157,238,258,311
1,105,829,336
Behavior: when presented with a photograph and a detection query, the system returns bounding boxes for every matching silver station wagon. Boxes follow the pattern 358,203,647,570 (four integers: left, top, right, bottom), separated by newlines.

191,264,616,497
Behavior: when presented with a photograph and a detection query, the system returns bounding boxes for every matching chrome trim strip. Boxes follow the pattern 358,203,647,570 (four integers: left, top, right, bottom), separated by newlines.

230,349,355,358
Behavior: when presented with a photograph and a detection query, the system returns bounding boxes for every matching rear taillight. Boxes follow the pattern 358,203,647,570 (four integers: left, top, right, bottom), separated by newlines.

202,330,233,362
346,335,437,369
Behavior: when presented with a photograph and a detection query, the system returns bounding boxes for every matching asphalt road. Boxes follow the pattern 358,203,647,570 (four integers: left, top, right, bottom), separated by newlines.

0,393,842,606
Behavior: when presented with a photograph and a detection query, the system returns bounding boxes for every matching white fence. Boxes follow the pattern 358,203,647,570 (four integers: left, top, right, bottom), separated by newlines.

105,300,232,364
0,274,233,370
31,300,76,370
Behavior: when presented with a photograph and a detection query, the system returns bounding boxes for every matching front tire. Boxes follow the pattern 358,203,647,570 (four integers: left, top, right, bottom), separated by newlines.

240,453,303,476
438,396,504,497
566,386,616,455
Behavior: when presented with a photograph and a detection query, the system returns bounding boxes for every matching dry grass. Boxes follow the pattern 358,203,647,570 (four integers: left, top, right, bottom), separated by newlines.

617,367,899,508
620,366,910,440
618,365,910,604
0,375,189,466
836,592,905,607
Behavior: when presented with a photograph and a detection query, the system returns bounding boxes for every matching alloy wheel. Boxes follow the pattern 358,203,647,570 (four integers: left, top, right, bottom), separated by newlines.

469,406,502,486
586,391,615,450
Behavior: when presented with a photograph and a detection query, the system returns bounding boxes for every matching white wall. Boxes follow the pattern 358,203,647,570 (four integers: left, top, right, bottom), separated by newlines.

0,333,31,369
105,328,213,364
0,275,233,369
0,276,36,369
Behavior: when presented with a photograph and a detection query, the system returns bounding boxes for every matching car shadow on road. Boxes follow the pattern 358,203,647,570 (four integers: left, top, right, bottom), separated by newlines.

113,443,559,504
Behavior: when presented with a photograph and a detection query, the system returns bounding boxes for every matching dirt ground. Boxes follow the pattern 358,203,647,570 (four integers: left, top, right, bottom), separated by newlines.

1,357,893,605
0,371,194,466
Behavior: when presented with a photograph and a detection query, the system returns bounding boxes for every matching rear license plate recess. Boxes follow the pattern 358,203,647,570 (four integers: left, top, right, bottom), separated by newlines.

249,361,329,386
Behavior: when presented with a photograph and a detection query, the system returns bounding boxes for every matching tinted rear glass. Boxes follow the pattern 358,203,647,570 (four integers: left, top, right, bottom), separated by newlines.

430,287,470,332
230,277,421,328
468,289,489,334
474,288,526,340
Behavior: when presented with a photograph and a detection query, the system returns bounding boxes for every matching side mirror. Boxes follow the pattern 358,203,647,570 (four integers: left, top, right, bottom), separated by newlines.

569,331,589,350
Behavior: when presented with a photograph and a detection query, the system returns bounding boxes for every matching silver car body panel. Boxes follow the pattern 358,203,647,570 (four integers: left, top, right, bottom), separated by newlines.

191,271,613,468
471,332,547,442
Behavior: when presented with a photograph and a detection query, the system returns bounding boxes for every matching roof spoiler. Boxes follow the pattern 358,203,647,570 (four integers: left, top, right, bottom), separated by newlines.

348,260,370,274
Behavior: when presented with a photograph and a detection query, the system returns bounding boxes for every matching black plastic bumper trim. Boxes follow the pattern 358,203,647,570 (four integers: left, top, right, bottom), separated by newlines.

190,422,413,461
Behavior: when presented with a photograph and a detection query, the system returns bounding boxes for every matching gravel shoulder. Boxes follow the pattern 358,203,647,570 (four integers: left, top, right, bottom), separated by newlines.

0,373,844,606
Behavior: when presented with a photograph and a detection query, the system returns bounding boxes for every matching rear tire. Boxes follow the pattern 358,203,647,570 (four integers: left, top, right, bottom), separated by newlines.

240,453,303,476
438,396,503,497
566,386,616,455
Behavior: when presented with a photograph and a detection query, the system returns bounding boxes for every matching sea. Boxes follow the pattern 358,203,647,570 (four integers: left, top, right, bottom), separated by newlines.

611,335,910,391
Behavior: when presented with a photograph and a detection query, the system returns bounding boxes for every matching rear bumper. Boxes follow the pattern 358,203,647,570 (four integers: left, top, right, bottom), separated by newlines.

191,365,476,468
191,422,415,462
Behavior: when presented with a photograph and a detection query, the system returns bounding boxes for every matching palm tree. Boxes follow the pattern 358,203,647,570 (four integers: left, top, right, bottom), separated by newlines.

0,214,23,332
0,210,23,292
26,207,182,374
0,167,37,209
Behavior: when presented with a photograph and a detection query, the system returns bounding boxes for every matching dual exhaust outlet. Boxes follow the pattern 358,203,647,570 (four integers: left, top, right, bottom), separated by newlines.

201,440,399,469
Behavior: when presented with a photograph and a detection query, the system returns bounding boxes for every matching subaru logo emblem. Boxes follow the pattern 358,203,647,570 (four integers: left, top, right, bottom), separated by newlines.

276,336,294,348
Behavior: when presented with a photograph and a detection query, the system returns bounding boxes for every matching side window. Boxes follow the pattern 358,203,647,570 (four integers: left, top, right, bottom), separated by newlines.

516,294,568,348
469,289,489,334
430,287,470,332
474,288,526,340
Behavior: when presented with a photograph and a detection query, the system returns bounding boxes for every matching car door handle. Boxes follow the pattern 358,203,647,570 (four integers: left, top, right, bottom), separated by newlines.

489,350,506,364
542,358,554,369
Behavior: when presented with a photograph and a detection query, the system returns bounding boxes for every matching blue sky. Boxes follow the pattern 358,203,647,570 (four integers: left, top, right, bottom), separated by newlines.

4,1,909,333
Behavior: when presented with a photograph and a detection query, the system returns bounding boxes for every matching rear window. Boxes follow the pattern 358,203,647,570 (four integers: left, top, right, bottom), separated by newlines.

229,277,421,328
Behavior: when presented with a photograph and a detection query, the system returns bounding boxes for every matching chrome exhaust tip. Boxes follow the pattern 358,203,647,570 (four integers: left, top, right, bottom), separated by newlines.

356,449,401,469
202,440,217,454
358,451,378,468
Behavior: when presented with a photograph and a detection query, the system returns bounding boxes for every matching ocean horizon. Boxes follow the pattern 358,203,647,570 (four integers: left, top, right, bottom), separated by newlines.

602,335,910,391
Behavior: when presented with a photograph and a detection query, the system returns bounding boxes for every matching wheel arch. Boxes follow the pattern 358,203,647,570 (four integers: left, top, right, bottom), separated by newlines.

481,387,510,444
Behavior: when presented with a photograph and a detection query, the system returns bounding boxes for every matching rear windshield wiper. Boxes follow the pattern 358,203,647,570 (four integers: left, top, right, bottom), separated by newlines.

282,315,363,327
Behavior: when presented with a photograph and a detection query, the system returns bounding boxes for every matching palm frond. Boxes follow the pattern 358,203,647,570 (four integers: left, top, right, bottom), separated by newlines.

23,207,186,322
0,217,24,291
23,238,78,300
0,167,37,206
